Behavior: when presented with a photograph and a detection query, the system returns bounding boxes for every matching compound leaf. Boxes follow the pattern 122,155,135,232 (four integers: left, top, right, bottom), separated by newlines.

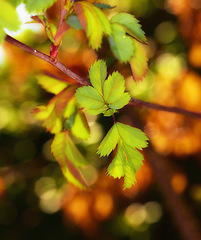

74,1,111,49
110,13,147,44
75,86,107,115
97,123,119,156
109,23,135,63
89,60,107,95
51,131,87,189
130,40,148,81
107,92,130,110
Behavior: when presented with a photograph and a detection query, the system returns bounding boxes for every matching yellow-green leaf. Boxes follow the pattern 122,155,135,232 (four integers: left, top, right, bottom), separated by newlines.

130,40,148,81
36,74,68,95
71,111,90,140
109,23,135,63
74,1,111,49
51,131,87,189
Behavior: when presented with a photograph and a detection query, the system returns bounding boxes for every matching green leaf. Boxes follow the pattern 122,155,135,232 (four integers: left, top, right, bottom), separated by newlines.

130,40,148,81
116,122,149,150
36,74,68,94
97,124,119,156
25,0,57,13
67,15,82,30
71,111,90,140
109,23,135,63
107,142,125,179
75,86,107,115
103,71,131,109
98,122,148,189
93,3,114,10
107,141,144,189
74,1,111,49
89,60,107,95
110,13,147,43
51,131,87,189
0,0,21,33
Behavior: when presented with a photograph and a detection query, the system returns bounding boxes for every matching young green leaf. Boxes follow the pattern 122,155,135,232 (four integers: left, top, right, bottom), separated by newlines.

110,13,147,44
74,1,111,49
97,123,120,156
116,122,149,150
89,60,107,95
107,139,145,189
130,40,148,81
103,71,130,109
0,0,21,40
75,86,107,115
71,110,90,140
51,131,87,189
25,0,57,13
109,23,135,63
98,122,148,189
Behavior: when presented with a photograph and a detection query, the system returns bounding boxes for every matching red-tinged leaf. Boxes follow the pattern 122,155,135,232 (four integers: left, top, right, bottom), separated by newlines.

51,131,88,189
55,21,71,45
130,40,148,81
74,1,111,49
54,87,76,116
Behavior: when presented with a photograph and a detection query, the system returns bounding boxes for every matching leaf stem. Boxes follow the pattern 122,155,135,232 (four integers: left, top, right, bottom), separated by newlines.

4,35,201,119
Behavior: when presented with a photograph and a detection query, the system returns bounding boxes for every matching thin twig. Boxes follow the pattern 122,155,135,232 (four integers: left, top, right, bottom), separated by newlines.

129,98,201,119
5,34,201,119
5,35,90,86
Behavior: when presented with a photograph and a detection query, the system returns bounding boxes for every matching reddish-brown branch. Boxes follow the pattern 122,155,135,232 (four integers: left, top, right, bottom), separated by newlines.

5,34,201,119
129,97,201,119
5,35,90,86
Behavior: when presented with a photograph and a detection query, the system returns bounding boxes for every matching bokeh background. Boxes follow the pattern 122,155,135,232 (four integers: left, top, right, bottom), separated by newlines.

1,0,201,239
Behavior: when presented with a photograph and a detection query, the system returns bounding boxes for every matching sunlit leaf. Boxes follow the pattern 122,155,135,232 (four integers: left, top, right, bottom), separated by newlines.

103,72,130,109
103,71,131,109
130,40,148,81
74,1,111,49
97,123,119,156
71,111,90,140
98,122,148,188
0,0,21,38
109,23,135,63
36,74,68,95
116,122,149,150
75,86,107,115
51,131,87,189
0,29,5,44
110,13,147,43
89,60,107,95
34,104,62,134
25,0,57,13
